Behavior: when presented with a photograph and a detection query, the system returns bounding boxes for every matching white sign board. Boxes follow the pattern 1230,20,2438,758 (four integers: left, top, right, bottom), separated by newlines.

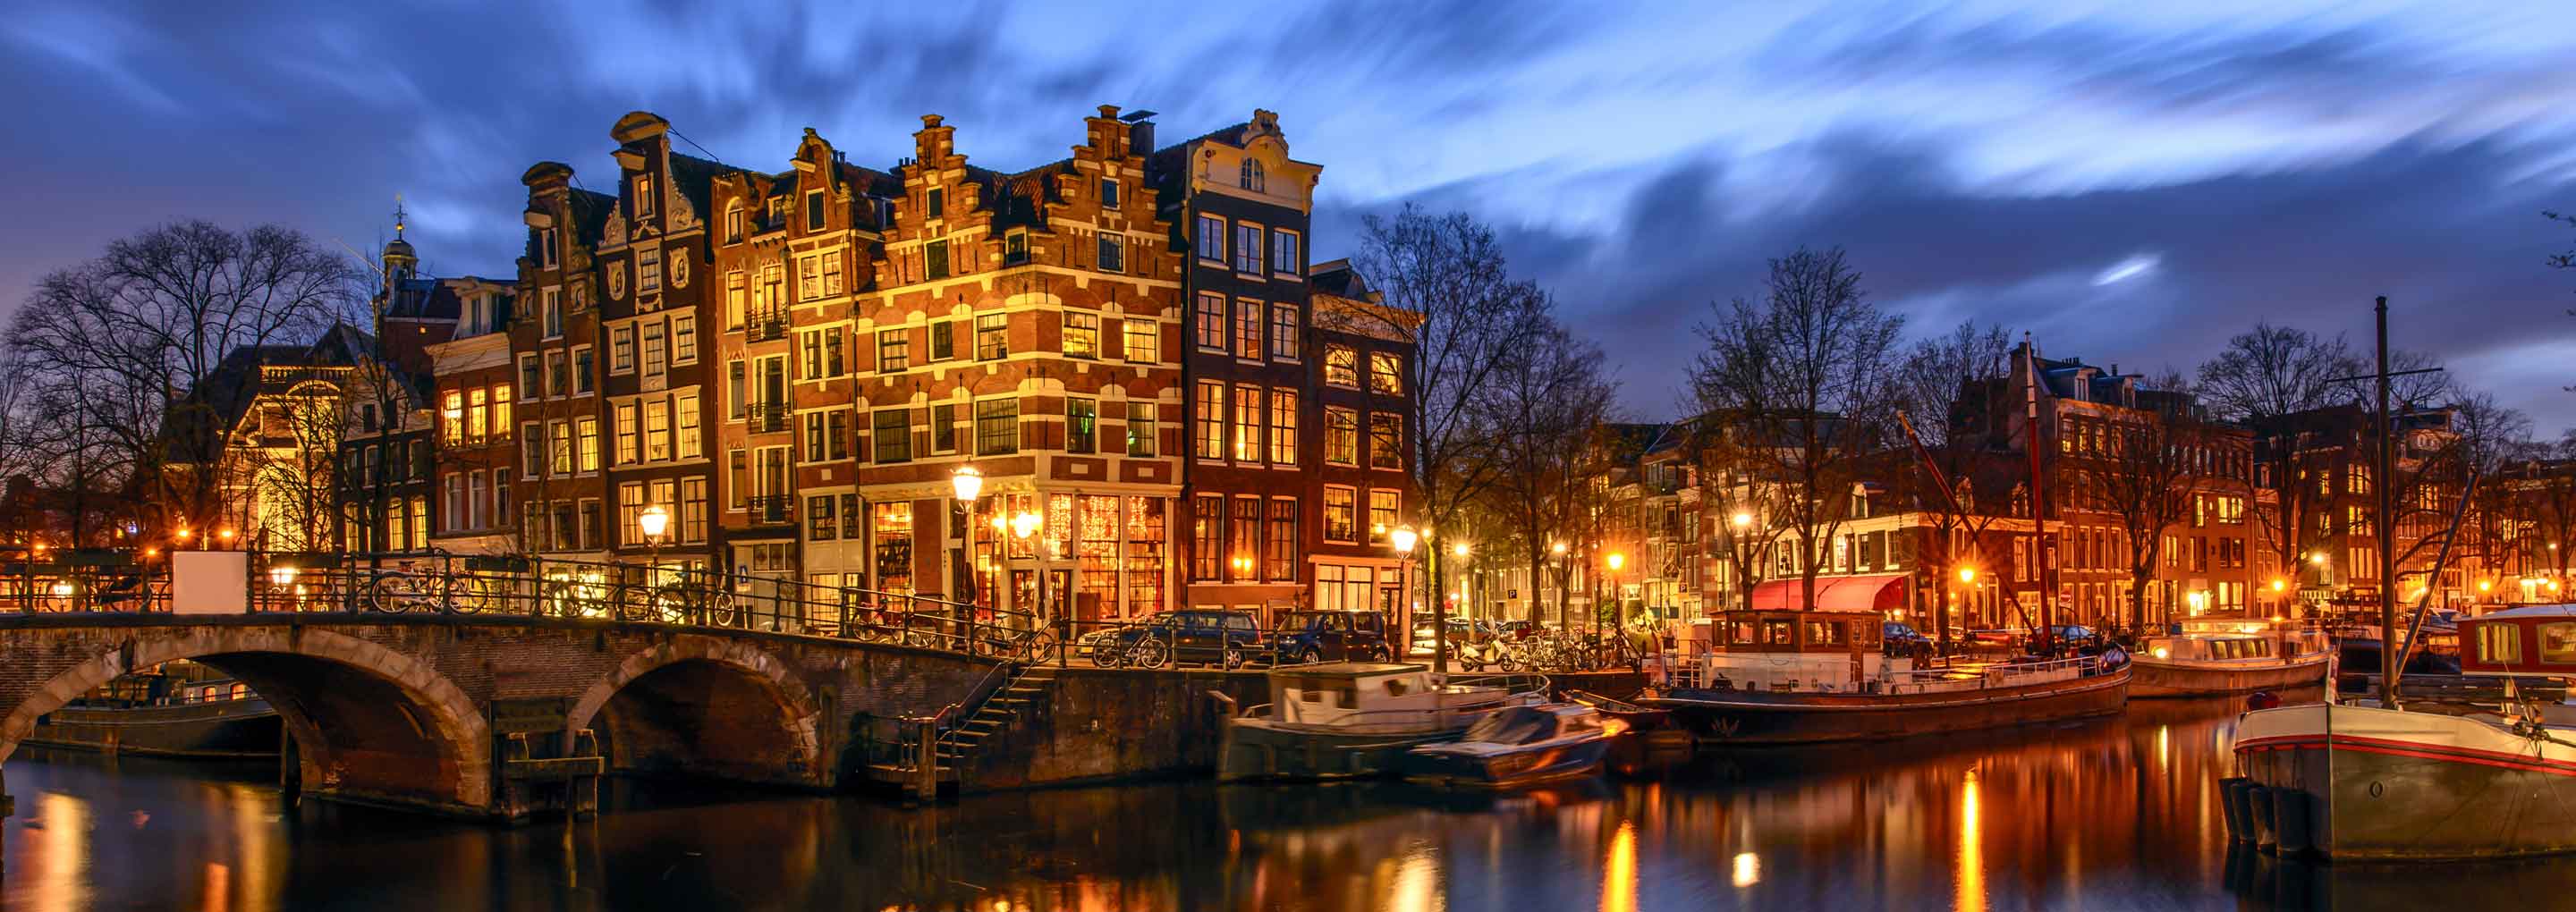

171,551,250,615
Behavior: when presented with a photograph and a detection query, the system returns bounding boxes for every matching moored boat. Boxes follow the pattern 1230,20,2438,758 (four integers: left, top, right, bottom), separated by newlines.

1402,703,1614,788
1216,663,1546,782
23,661,282,759
1640,607,2130,746
2132,617,2332,698
2233,604,2576,860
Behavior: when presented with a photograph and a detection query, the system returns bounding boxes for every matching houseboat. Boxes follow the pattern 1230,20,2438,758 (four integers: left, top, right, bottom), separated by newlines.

2131,617,2333,697
23,661,282,759
1401,703,1616,788
1216,663,1546,782
2233,604,2576,859
1640,608,2131,746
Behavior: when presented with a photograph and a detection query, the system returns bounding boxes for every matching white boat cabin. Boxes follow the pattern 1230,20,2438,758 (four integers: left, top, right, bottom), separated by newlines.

1677,609,1891,692
2142,618,2329,664
1266,663,1529,732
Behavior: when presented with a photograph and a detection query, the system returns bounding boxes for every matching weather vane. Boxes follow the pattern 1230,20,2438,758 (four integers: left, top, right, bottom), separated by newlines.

392,192,408,239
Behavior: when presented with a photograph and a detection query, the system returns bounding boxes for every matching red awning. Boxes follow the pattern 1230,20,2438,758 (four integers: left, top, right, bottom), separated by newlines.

1748,573,1911,612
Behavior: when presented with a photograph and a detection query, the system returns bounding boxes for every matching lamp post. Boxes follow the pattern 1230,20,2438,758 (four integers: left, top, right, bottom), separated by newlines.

1606,552,1627,635
1450,541,1472,622
1392,526,1424,669
951,466,983,607
1011,510,1046,629
1549,541,1569,629
638,504,671,620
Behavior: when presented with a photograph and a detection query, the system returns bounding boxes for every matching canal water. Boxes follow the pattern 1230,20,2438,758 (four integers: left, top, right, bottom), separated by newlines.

4,694,2570,911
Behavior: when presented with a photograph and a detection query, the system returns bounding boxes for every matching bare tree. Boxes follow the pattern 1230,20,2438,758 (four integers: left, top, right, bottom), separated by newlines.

1890,320,2014,646
2197,324,2365,578
2529,431,2576,580
1690,247,1903,612
1475,318,1617,629
6,221,359,536
1350,205,1553,666
2090,371,2214,632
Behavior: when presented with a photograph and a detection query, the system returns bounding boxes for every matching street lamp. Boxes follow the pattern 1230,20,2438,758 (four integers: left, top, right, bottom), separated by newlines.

1010,511,1048,626
639,503,670,575
951,466,983,607
1390,526,1419,555
1731,511,1753,528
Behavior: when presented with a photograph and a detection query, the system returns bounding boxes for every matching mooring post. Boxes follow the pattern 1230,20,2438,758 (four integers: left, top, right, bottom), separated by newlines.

913,716,937,801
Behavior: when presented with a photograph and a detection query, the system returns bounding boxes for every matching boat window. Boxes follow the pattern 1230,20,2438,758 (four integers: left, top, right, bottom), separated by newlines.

2479,622,2522,666
1763,619,1795,646
1729,621,1757,645
2538,622,2576,664
1385,679,1410,697
1299,688,1324,704
1805,621,1847,646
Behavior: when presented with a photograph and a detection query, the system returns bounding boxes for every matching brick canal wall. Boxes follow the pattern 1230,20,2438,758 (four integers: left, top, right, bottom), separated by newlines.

955,668,1267,790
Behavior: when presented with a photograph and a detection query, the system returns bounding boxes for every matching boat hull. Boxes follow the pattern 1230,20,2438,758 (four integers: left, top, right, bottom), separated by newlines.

2235,703,2576,860
1218,720,1463,782
1402,738,1611,788
1644,665,2130,746
2132,654,2329,698
24,698,282,759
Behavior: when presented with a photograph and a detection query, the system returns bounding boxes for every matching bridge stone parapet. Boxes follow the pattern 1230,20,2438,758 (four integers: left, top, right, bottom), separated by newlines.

0,613,1000,820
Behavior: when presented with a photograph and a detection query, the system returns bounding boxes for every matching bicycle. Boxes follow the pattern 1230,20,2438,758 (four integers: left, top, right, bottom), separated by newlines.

368,570,489,614
973,625,1061,663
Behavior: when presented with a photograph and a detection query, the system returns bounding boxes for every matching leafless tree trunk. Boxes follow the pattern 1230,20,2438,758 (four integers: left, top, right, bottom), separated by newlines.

1893,320,2013,646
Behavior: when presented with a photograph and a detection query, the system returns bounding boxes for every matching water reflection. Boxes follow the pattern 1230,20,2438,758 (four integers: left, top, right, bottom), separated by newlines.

6,694,2575,910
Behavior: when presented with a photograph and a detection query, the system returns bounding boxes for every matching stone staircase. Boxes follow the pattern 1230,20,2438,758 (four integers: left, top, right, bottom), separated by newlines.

866,663,1057,797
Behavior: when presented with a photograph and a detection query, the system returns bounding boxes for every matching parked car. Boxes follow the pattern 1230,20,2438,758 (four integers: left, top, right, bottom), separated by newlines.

1093,610,1264,669
1883,621,1932,659
1272,609,1395,664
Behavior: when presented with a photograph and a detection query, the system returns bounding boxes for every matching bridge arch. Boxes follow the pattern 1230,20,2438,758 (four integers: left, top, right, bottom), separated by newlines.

0,627,491,813
566,635,825,788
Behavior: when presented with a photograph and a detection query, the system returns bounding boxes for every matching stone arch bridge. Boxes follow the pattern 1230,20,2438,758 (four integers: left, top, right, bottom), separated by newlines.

0,613,1001,819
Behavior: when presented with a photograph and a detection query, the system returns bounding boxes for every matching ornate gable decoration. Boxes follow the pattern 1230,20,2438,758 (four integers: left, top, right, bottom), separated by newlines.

606,262,626,300
604,211,628,249
669,250,691,289
665,173,700,232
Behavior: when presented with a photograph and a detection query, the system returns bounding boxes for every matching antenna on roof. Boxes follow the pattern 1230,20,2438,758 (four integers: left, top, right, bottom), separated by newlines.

391,193,408,240
671,128,726,167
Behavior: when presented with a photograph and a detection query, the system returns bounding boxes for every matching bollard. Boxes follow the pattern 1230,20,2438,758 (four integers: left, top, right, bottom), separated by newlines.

2220,777,2252,840
2271,787,2314,857
2246,783,2276,850
912,717,937,801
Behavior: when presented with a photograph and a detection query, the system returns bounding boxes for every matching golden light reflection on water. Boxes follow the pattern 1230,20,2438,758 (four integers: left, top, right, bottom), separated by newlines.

1601,821,1636,912
1730,851,1759,888
1956,769,1985,912
1390,847,1444,912
29,790,93,912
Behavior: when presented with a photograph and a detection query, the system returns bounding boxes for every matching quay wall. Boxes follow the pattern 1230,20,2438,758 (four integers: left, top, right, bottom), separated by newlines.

956,668,1266,791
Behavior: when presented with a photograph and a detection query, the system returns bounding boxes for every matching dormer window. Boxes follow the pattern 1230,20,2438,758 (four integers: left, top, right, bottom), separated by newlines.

1004,231,1029,266
724,204,744,244
535,227,559,269
1240,158,1265,192
1099,178,1121,209
804,190,826,232
926,188,945,219
632,175,656,218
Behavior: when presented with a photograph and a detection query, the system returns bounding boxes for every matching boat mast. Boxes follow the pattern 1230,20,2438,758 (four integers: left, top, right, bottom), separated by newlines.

2024,337,2055,656
2377,297,2399,709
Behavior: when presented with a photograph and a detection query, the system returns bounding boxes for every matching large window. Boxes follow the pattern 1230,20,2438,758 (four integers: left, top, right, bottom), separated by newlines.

1369,352,1404,395
874,503,913,594
801,328,844,378
614,402,640,464
931,402,959,454
1270,304,1299,360
975,313,1010,360
1233,384,1262,462
577,417,600,472
643,400,670,461
1325,407,1359,466
1230,497,1260,582
1269,389,1297,465
1368,413,1403,469
1097,235,1124,273
1195,215,1224,261
1368,489,1399,544
638,249,662,292
1126,402,1155,457
928,320,954,361
1271,229,1301,275
877,329,909,373
975,398,1019,455
872,409,911,463
1123,318,1157,363
927,240,949,281
1233,224,1264,274
1066,398,1097,453
610,325,635,375
1063,311,1099,359
1267,499,1298,581
1235,299,1261,358
1195,292,1226,350
1192,494,1224,580
1194,381,1224,460
1323,486,1356,543
1325,345,1358,388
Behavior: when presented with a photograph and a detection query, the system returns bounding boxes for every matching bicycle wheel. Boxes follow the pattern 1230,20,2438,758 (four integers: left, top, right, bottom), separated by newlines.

1023,630,1060,663
442,576,487,614
704,593,741,628
368,575,412,613
1130,637,1173,669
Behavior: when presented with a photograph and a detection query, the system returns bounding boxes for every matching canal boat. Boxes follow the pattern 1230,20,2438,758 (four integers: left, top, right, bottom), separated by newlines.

2131,617,2333,698
1640,608,2131,746
1401,703,1616,788
23,661,282,759
1216,663,1547,782
2232,604,2576,860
